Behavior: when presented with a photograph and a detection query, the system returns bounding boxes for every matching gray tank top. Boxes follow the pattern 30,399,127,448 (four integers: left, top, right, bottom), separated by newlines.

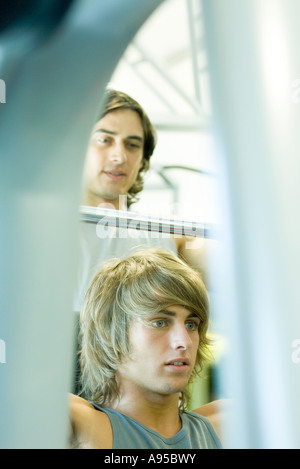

73,221,177,312
94,405,222,449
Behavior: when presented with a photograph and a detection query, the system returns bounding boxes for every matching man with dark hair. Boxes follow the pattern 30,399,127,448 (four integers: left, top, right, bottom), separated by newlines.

81,88,156,209
75,88,211,313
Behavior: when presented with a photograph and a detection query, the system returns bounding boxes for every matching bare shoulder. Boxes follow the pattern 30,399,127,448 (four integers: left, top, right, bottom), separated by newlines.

193,398,230,418
193,399,231,442
173,236,215,289
69,394,113,449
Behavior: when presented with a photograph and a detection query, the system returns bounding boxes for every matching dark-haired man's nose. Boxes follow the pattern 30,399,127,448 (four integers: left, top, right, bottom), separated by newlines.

109,141,127,165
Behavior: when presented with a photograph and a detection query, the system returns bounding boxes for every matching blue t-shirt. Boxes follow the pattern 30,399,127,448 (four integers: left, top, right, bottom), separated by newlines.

92,404,222,449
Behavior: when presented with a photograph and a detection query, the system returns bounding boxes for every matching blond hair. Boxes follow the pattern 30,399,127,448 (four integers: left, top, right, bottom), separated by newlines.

79,248,210,411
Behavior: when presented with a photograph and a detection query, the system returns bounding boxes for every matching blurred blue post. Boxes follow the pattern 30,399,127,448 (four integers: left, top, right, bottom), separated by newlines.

0,0,163,449
203,0,300,448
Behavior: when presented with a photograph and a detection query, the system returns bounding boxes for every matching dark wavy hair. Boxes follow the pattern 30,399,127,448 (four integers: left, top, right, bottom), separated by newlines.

98,88,157,207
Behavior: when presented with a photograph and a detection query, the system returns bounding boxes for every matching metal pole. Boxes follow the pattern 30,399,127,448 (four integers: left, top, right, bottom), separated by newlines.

202,0,300,449
0,0,164,449
132,40,201,114
80,206,219,239
186,0,202,104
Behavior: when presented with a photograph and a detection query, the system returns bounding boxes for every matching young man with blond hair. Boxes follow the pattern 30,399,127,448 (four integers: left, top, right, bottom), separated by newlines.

70,248,224,449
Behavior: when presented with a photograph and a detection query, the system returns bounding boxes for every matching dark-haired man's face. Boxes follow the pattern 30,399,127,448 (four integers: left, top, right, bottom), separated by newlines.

82,109,144,209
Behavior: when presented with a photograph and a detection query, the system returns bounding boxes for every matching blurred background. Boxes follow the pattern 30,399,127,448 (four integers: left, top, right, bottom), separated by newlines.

1,0,300,449
111,0,219,224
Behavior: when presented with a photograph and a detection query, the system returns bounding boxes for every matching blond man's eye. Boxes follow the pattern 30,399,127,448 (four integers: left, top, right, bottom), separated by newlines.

153,320,166,328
